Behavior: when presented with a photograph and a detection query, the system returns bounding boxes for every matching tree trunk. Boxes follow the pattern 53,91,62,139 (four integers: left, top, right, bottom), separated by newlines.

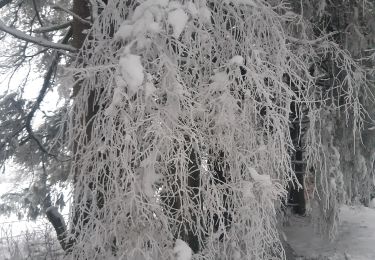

46,0,93,253
289,101,306,215
71,0,90,51
45,0,92,251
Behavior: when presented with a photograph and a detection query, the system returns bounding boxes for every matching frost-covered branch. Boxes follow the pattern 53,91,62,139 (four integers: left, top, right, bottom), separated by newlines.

34,20,72,33
0,19,76,52
52,4,92,26
287,32,338,45
62,0,374,258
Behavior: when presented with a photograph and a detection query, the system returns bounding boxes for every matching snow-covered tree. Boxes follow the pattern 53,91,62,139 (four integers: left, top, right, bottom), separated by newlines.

0,0,374,259
0,0,73,219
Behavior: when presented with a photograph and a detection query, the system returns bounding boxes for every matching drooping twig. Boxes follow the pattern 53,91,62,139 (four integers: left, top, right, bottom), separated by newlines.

0,19,76,52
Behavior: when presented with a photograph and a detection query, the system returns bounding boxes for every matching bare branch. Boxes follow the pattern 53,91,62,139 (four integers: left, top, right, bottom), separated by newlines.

52,4,92,26
34,20,72,33
0,19,76,52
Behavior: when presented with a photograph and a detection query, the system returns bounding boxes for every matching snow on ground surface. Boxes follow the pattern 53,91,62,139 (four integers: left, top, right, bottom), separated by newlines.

284,205,375,260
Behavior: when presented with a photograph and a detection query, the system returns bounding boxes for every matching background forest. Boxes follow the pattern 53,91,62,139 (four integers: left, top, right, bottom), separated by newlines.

0,0,375,259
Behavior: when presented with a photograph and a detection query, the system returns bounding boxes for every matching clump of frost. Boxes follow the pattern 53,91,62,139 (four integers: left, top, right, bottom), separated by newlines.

330,177,337,191
186,2,211,21
119,54,144,95
144,81,156,100
115,23,133,41
168,8,188,38
140,152,161,198
186,2,198,15
106,87,123,113
115,0,164,42
232,250,241,260
141,169,160,198
229,55,244,65
242,181,255,199
198,7,211,21
249,166,271,184
242,168,273,198
210,71,229,90
173,239,192,260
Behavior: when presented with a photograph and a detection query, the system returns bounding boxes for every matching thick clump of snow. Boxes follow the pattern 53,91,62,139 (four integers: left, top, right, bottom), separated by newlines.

168,8,188,38
284,205,375,259
229,55,244,65
119,54,144,95
173,239,192,260
115,23,133,41
140,151,161,198
144,81,156,99
248,166,271,184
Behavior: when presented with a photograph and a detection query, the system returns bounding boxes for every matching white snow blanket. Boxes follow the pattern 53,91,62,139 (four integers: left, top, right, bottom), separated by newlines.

285,205,375,260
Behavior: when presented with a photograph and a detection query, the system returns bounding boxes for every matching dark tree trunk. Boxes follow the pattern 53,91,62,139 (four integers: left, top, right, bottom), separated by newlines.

183,145,202,253
71,0,90,50
42,0,93,248
46,0,94,253
289,101,306,215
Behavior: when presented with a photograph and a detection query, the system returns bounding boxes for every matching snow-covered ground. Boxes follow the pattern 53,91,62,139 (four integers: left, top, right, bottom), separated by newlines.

284,205,375,260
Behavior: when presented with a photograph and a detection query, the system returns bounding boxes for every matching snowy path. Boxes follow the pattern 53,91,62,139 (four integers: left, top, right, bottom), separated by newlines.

284,206,375,260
